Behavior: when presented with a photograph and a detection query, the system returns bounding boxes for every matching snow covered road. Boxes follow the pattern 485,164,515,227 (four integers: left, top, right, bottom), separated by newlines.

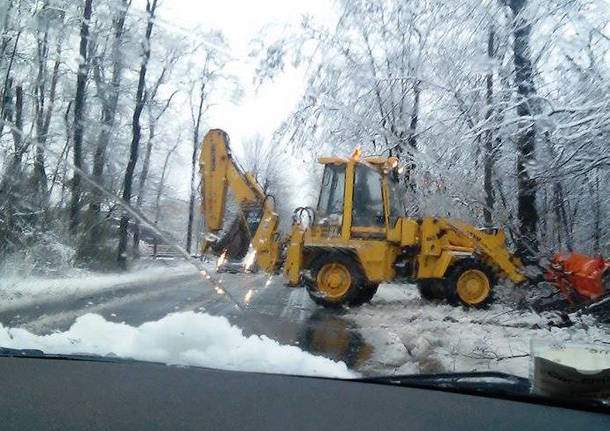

1,265,608,377
0,265,372,374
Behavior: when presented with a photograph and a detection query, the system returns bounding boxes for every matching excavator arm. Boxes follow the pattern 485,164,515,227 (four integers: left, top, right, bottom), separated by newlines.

199,129,281,272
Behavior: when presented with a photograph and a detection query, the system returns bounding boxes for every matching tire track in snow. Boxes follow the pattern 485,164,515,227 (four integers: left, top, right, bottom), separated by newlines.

280,287,311,322
18,288,175,333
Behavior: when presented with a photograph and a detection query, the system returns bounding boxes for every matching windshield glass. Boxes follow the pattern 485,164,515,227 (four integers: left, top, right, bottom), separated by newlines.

388,177,404,226
352,164,384,227
0,0,608,406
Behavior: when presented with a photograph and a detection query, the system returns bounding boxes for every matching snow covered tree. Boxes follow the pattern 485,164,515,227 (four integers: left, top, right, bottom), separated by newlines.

254,0,610,257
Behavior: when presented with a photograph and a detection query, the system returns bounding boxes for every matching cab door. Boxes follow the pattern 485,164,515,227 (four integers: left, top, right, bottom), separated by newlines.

314,164,346,238
349,164,387,239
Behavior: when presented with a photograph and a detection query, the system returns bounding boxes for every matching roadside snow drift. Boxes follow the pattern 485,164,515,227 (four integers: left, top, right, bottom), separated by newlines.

0,263,201,311
349,284,610,377
0,311,355,378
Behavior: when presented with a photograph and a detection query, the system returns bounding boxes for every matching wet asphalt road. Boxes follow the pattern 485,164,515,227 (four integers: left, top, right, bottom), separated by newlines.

0,267,373,373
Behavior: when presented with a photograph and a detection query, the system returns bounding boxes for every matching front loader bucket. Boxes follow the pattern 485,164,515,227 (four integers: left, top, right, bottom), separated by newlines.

545,252,609,304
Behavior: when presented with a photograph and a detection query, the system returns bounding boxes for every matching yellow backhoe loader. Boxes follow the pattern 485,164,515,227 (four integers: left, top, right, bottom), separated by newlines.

200,129,528,308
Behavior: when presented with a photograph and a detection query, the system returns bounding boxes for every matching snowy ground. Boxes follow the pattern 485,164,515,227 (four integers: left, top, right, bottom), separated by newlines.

0,262,357,378
0,311,354,378
0,261,200,312
1,263,608,380
347,283,610,377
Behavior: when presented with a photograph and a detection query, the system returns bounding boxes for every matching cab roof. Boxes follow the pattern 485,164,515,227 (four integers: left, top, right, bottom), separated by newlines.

317,155,390,165
317,155,399,173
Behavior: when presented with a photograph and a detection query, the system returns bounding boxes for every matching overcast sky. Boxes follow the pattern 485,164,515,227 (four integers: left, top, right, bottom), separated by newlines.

159,0,335,153
154,0,336,205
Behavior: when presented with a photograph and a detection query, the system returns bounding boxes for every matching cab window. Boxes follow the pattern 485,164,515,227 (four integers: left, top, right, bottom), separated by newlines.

317,164,346,221
352,164,384,227
388,177,405,226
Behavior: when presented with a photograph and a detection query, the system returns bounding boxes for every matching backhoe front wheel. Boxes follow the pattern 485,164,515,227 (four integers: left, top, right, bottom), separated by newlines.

307,253,366,308
444,259,495,308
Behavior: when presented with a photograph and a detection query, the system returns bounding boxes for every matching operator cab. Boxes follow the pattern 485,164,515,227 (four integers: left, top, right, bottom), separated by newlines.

315,156,405,239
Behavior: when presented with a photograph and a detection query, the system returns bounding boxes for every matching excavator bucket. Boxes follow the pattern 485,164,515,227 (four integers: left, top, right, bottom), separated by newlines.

544,252,609,305
207,216,251,260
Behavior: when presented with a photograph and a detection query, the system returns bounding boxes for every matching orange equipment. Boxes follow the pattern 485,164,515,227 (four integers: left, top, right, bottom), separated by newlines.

545,252,609,306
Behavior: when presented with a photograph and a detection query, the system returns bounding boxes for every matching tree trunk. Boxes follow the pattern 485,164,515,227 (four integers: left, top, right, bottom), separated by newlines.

483,26,496,227
32,29,62,213
32,27,49,207
401,78,421,216
133,80,175,251
0,1,14,73
0,83,22,253
153,143,178,257
50,102,72,211
509,0,539,259
70,0,93,236
540,185,548,246
186,78,206,254
407,80,420,151
0,30,20,140
0,83,25,186
591,170,600,253
117,0,158,268
11,84,23,161
82,0,129,259
186,142,198,254
0,80,14,182
552,180,572,251
133,121,154,251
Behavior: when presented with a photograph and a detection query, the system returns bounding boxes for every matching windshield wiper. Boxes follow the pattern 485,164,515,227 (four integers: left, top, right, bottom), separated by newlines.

358,371,530,394
0,347,47,358
0,347,137,364
355,371,609,413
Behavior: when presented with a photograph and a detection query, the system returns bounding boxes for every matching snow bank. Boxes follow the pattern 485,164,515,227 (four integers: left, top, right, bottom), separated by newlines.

0,311,356,378
350,283,610,377
0,262,201,311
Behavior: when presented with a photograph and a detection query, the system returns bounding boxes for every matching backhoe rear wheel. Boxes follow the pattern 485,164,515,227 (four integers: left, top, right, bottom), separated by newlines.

307,253,366,308
444,258,495,308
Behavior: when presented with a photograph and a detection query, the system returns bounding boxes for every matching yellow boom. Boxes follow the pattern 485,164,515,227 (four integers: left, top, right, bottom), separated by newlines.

199,129,280,272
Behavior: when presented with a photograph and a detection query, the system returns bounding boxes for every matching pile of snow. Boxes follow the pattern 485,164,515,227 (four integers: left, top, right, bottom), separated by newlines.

0,311,355,378
348,284,610,377
0,262,202,311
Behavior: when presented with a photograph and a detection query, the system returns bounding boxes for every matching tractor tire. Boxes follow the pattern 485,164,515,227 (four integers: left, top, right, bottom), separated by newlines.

443,258,496,308
307,253,366,308
351,283,379,306
417,280,444,301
